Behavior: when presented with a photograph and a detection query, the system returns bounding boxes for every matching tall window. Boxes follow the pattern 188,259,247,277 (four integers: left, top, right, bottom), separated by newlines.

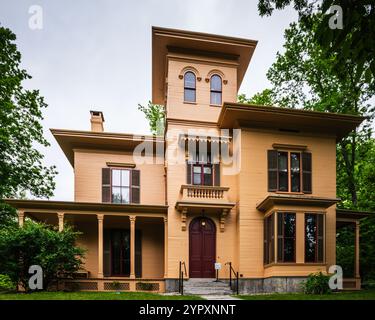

277,212,296,262
264,213,275,264
210,75,222,105
111,169,130,203
268,150,311,193
184,71,196,102
305,213,324,263
186,151,220,186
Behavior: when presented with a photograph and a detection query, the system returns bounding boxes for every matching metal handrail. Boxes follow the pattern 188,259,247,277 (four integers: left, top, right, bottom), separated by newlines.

225,262,239,295
178,261,187,295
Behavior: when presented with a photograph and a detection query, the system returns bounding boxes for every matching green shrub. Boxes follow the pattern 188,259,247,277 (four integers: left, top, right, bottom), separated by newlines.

302,272,331,294
0,274,15,292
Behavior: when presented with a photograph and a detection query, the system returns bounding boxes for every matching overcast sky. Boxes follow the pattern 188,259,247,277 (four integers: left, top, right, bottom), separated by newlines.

0,0,298,200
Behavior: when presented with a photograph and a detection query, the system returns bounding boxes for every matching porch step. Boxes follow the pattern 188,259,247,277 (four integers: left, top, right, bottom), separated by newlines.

183,279,233,296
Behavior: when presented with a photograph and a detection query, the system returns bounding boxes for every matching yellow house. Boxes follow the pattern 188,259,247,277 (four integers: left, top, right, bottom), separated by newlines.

6,27,366,294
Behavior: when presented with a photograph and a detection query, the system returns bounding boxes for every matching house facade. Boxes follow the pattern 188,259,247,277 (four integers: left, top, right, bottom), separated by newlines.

6,27,365,294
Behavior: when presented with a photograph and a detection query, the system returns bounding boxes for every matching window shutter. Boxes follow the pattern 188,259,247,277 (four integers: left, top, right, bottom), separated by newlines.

302,152,312,193
131,170,140,203
186,162,192,184
102,168,111,203
213,163,220,186
267,150,278,191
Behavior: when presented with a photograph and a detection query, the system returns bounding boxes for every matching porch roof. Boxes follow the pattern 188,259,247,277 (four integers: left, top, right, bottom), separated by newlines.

336,208,374,221
4,199,168,215
256,194,340,213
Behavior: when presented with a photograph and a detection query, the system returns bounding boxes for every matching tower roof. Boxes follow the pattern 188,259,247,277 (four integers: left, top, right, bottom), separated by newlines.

152,26,257,105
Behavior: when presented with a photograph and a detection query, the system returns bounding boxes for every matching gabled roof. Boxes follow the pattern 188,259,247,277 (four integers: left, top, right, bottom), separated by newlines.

152,26,257,104
218,103,366,141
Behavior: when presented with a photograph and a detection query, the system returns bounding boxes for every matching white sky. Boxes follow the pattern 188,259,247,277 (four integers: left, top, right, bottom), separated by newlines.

0,0,298,200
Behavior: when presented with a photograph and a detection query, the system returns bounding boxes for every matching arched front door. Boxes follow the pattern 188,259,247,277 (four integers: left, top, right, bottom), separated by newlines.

189,217,216,278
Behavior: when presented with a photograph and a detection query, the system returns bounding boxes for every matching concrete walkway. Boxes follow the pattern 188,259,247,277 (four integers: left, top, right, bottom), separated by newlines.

200,295,241,300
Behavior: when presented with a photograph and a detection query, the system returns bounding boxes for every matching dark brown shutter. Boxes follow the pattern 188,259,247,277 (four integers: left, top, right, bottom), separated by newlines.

186,162,192,184
267,150,278,191
302,152,312,193
102,168,111,203
131,170,140,203
103,230,111,276
213,163,220,186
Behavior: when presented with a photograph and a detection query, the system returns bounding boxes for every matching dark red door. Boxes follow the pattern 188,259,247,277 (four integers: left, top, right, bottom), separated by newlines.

189,217,216,278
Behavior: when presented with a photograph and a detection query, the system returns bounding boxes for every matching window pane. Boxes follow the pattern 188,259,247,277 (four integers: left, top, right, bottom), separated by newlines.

121,170,130,187
305,214,317,262
184,88,196,102
284,213,296,238
204,167,212,174
210,92,222,105
284,238,295,262
278,152,288,191
112,187,121,203
184,72,196,89
112,170,121,186
193,166,202,173
121,187,130,204
210,75,222,91
290,153,301,192
193,173,201,185
203,168,212,186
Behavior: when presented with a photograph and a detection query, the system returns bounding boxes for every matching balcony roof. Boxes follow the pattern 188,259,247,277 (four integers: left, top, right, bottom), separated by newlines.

51,129,163,167
152,26,257,104
218,103,366,142
256,194,340,213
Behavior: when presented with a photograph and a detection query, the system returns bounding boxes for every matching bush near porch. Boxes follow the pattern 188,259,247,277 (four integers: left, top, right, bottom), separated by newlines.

0,221,85,292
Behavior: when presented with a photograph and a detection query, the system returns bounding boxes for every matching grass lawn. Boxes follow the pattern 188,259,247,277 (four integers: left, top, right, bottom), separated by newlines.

0,291,203,300
237,289,375,300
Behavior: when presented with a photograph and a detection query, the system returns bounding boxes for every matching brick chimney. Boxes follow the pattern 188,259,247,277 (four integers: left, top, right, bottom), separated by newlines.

90,110,104,132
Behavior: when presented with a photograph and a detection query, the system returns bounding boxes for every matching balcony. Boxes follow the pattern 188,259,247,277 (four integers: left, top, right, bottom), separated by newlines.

175,185,235,232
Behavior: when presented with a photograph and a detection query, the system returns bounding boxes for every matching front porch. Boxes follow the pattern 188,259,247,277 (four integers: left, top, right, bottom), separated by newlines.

7,199,168,293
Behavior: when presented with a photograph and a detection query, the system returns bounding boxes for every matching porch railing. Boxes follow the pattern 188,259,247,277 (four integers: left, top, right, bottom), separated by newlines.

225,261,239,295
178,261,187,295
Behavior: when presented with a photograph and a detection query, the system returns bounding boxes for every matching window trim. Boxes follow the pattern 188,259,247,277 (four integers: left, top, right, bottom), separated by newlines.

277,212,296,263
210,74,222,106
275,150,303,194
109,168,132,204
304,213,325,263
183,71,196,103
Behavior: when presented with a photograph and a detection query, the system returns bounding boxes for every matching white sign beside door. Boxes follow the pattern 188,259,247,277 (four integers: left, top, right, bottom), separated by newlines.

214,262,222,270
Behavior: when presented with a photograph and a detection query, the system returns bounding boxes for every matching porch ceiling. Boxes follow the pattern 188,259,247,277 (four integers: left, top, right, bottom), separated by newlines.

256,194,340,213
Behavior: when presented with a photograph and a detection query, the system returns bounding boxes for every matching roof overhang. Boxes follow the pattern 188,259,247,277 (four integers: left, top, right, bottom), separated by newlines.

256,194,340,213
152,26,257,105
51,129,164,167
4,199,168,215
218,103,366,142
336,208,373,221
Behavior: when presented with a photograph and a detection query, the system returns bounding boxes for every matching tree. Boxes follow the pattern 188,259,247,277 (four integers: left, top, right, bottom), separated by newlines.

0,221,85,291
238,89,274,106
138,101,165,136
257,0,375,86
0,26,57,226
260,16,374,207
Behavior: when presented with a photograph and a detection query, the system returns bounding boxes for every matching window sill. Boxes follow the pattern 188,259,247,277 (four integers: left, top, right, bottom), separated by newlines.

209,104,222,107
183,101,197,105
274,191,306,195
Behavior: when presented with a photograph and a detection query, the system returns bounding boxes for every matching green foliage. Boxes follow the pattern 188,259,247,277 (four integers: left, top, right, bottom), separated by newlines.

359,215,375,282
138,101,165,136
336,224,355,277
0,26,57,226
0,221,85,291
302,272,331,295
237,89,274,106
0,274,15,292
257,1,375,86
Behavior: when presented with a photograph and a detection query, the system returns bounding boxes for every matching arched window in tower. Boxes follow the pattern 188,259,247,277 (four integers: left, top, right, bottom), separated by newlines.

210,74,222,105
184,71,196,102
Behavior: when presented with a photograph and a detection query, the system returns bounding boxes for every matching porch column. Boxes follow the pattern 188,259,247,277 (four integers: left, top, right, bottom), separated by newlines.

18,210,25,227
57,212,64,232
97,214,104,279
355,221,360,278
130,216,136,279
164,217,168,278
